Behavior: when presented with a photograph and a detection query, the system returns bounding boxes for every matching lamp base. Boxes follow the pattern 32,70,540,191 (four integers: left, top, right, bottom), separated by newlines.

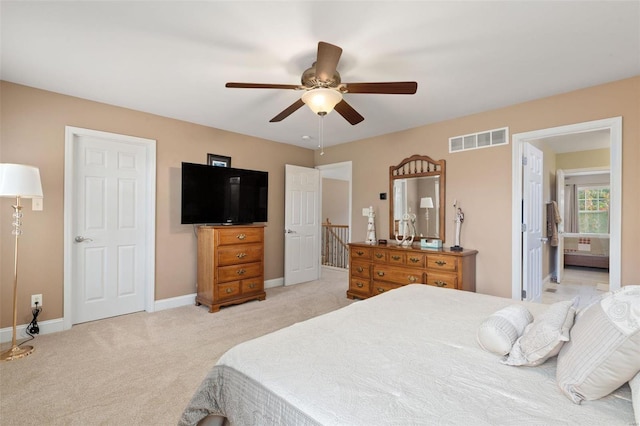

1,344,34,361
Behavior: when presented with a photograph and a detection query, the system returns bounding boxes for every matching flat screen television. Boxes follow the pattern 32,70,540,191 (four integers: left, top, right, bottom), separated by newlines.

181,162,268,225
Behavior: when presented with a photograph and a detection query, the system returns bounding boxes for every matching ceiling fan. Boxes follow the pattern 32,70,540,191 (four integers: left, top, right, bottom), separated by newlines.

225,41,418,125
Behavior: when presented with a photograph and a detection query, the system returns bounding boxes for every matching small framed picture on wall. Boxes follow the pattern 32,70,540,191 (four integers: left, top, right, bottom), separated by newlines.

207,153,231,167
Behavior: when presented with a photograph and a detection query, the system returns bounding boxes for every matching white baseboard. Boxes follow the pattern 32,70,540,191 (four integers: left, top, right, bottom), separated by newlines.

0,318,65,344
154,293,196,311
2,280,287,343
265,277,283,288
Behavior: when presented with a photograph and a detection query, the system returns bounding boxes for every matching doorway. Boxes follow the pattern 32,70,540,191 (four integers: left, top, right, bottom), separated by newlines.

511,117,621,301
317,162,352,271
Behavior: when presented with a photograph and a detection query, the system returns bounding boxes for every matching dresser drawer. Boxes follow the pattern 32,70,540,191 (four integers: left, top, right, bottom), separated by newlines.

426,272,458,289
217,227,263,246
427,254,458,272
218,262,262,283
372,265,424,285
406,253,426,267
241,277,263,294
217,244,263,266
217,281,241,300
371,281,403,295
351,260,371,278
387,251,405,265
350,246,372,260
349,277,370,296
373,250,387,262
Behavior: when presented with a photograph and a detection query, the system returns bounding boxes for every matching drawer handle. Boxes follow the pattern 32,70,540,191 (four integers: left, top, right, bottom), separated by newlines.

356,282,364,288
236,252,247,259
376,287,385,293
409,257,420,263
377,271,385,277
391,255,401,261
225,288,233,294
248,282,256,289
356,250,364,256
375,253,384,259
357,266,364,273
237,268,246,275
435,280,447,287
237,233,246,240
408,275,417,283
435,260,447,266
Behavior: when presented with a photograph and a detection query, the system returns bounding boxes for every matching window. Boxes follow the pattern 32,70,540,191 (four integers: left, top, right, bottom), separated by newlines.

577,185,609,234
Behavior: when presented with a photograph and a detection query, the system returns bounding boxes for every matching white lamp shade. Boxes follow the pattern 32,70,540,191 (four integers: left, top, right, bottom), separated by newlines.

0,163,44,198
301,88,343,115
420,197,434,209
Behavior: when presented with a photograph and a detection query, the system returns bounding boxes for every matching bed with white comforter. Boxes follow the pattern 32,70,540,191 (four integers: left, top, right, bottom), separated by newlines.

180,284,634,425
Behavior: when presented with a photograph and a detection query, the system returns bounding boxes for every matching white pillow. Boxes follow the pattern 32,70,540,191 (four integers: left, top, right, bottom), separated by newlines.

557,285,640,403
477,305,533,355
631,372,640,425
502,299,576,367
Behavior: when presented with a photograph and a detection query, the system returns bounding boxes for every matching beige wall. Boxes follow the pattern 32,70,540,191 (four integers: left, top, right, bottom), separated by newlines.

0,81,314,326
556,148,610,169
316,76,640,298
321,178,349,225
2,76,638,327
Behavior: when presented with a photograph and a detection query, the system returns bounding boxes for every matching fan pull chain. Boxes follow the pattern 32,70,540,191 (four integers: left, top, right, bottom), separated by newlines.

318,114,325,156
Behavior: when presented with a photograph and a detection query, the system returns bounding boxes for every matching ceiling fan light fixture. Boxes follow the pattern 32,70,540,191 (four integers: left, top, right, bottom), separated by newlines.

301,88,342,115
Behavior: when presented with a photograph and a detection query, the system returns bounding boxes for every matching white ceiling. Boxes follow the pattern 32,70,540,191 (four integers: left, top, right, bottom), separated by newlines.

1,1,639,150
541,129,611,154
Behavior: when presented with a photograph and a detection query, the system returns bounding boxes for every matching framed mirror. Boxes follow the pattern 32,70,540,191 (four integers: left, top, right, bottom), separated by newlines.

389,154,446,242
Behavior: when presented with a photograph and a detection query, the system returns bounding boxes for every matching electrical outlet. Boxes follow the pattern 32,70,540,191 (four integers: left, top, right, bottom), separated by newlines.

31,294,42,308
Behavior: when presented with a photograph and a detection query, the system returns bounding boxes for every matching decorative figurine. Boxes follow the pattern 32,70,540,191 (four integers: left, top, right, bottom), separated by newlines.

365,206,376,244
451,200,464,252
395,210,415,246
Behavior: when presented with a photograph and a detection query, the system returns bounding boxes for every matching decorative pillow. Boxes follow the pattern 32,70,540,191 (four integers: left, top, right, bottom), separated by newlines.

477,305,533,355
502,299,577,367
631,372,640,425
556,285,640,404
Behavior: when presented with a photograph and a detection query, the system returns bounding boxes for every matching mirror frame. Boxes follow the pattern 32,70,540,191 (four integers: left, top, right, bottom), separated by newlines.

389,154,446,242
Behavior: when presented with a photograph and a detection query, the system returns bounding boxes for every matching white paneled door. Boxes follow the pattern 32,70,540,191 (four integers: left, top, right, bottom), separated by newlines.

284,165,320,286
522,143,544,302
69,129,154,324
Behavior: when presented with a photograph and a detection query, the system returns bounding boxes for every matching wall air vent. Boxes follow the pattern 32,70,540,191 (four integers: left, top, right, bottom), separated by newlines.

449,127,509,153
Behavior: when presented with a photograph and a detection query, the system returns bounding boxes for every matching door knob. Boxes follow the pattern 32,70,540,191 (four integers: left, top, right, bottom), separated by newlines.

75,236,93,243
285,229,296,234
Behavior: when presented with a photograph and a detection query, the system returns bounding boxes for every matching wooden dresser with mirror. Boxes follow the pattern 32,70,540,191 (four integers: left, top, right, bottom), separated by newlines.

347,154,477,299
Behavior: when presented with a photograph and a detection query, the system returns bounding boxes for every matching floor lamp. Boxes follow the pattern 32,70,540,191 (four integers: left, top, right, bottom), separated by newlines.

0,163,43,361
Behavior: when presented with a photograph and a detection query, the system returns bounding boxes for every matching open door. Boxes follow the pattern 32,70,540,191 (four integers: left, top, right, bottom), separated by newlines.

522,143,544,302
284,165,320,286
555,169,566,283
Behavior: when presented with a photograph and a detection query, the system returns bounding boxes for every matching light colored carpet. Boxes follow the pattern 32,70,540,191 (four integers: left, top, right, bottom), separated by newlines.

0,268,352,425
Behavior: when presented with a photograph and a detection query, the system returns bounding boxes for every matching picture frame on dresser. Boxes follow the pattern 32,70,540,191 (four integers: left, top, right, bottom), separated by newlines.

207,153,231,167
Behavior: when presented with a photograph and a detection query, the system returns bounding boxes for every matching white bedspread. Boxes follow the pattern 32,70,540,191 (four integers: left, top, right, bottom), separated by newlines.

182,284,633,425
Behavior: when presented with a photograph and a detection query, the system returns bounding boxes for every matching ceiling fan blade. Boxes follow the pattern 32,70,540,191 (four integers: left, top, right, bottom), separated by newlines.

342,82,418,94
226,82,300,90
315,42,343,82
269,99,306,122
334,100,364,125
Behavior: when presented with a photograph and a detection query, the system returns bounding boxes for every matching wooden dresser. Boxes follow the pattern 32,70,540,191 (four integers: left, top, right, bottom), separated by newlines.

347,242,477,299
196,225,266,312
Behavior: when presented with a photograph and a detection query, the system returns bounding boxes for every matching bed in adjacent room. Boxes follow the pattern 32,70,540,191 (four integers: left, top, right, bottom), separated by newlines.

180,284,637,425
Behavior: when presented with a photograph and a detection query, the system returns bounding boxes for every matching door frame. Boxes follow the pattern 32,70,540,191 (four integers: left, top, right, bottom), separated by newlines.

63,126,157,330
511,117,622,300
